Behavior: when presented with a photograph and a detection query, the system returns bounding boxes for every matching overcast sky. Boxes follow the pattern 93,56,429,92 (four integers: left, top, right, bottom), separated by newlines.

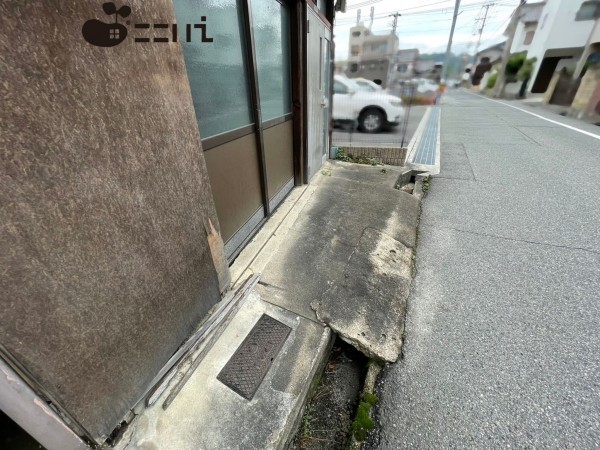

333,0,534,60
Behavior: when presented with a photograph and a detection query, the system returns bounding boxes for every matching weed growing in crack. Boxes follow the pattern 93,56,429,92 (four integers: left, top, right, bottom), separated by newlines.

363,392,379,405
300,403,316,438
335,148,380,166
351,393,380,441
321,168,332,176
422,175,431,192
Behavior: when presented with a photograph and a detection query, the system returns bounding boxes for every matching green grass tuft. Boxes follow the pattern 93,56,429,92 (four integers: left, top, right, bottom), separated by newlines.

362,392,379,405
352,401,375,442
335,148,380,166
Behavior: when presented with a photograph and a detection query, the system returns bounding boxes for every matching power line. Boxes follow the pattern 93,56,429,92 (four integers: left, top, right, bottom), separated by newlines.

488,2,520,35
394,0,455,12
334,1,514,25
472,2,494,63
345,0,384,11
336,11,510,35
336,12,509,28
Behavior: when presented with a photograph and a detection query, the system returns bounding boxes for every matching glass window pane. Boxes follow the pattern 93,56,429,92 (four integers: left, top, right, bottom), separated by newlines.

322,38,330,156
174,0,253,138
250,0,292,121
576,1,600,20
317,0,327,16
523,31,535,45
333,81,347,94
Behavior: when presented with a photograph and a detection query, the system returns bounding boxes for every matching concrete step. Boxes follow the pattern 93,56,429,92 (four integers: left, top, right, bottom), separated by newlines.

116,288,332,450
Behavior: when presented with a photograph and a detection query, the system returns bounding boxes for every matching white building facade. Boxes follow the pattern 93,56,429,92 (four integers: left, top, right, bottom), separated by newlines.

526,0,599,93
509,2,545,55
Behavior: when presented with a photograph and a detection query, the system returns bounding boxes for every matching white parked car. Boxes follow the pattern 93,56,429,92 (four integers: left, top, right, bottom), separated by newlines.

353,77,384,92
333,75,405,133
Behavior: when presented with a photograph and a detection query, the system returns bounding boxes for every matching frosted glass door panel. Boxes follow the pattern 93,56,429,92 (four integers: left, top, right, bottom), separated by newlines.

250,0,292,122
174,0,253,138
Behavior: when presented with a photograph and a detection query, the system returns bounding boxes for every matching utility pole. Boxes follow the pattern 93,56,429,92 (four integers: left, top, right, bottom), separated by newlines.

493,0,526,98
356,8,361,25
441,0,461,82
387,13,401,89
390,12,401,35
472,3,493,64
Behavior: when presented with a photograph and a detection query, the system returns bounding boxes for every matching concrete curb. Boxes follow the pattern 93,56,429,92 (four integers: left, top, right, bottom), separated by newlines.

412,172,431,201
348,362,384,450
283,327,335,449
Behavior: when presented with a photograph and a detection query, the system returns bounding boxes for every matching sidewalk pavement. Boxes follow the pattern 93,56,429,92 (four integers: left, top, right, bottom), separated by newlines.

116,160,422,449
370,90,600,448
481,84,600,128
520,99,600,127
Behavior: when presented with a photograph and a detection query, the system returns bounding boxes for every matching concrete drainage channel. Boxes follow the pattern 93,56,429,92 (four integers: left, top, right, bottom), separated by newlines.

292,338,368,450
292,168,430,450
394,168,431,199
292,337,385,450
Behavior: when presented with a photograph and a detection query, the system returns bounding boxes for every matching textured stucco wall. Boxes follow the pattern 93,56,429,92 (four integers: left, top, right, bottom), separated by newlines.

0,0,223,442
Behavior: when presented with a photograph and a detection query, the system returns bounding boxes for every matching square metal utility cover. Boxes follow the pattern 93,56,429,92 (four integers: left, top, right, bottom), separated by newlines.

217,314,291,400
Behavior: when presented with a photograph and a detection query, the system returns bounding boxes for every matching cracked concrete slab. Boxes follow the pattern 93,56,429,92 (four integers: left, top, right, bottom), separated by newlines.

251,162,420,324
322,160,407,189
256,227,356,321
231,160,421,363
312,228,414,363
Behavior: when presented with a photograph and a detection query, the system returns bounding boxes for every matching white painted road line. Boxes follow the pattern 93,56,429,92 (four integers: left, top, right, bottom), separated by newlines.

477,94,600,141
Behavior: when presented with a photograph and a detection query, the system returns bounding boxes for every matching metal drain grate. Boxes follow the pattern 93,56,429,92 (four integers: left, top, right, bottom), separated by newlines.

413,106,440,165
217,314,291,400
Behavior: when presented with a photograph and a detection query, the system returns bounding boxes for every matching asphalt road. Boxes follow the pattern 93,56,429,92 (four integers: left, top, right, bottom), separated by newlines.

368,91,600,448
332,105,428,147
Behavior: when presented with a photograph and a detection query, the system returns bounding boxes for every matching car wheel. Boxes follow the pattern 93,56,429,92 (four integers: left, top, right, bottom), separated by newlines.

359,109,384,133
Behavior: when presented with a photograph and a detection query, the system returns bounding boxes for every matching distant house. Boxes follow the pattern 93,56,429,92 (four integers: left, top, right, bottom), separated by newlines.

472,43,504,91
385,49,446,91
524,0,600,93
476,42,505,69
334,61,347,75
346,23,399,87
508,1,546,55
394,48,420,80
414,60,444,82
